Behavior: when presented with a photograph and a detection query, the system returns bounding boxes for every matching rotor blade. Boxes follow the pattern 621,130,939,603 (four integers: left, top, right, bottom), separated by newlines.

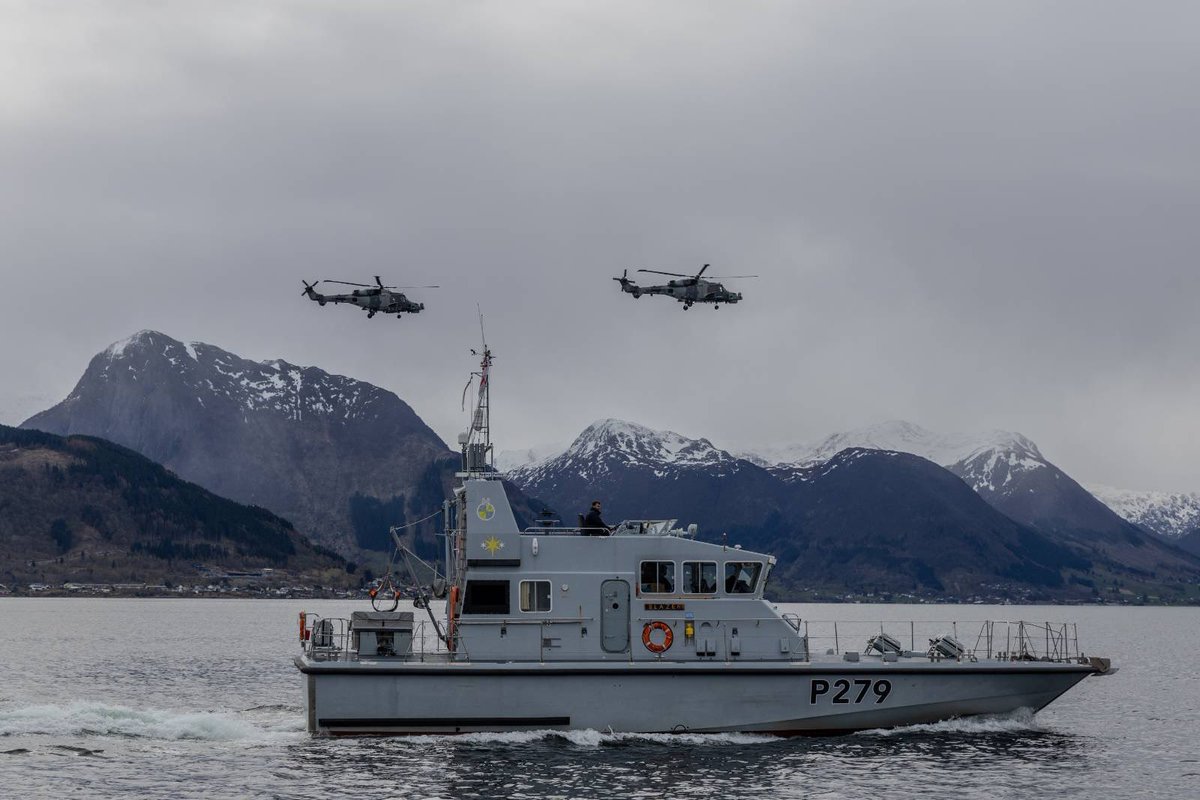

375,275,383,287
322,280,373,287
637,269,689,277
391,285,440,289
695,263,710,279
705,275,759,279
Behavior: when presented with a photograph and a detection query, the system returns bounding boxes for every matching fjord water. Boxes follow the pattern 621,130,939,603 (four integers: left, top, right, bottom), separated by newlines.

0,600,1192,799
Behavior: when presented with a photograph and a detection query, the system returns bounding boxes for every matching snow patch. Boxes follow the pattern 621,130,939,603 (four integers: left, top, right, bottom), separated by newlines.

747,420,1043,471
1087,483,1200,540
104,330,159,359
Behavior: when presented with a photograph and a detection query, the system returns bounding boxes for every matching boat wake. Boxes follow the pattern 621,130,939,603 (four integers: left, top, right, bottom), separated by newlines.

422,729,778,748
856,708,1043,737
0,702,305,742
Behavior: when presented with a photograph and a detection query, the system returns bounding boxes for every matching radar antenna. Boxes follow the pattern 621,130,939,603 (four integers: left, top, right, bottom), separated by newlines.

459,308,494,474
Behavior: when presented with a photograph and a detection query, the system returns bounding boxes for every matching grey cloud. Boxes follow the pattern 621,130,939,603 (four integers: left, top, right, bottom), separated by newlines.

2,1,1198,490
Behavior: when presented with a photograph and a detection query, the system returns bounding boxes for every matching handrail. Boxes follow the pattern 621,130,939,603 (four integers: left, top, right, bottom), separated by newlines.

801,618,1086,663
458,617,593,626
300,614,457,662
300,613,1087,666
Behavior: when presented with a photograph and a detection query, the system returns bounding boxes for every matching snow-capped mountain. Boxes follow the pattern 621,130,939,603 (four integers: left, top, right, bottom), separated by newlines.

505,418,1200,598
508,419,783,531
22,330,455,553
494,442,567,473
742,420,1048,493
1086,485,1200,542
742,420,1144,546
82,330,400,422
510,419,752,488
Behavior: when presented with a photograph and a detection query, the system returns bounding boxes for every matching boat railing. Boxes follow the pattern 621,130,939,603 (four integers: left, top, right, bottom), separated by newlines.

300,614,455,662
780,612,803,633
800,619,1086,663
521,519,693,537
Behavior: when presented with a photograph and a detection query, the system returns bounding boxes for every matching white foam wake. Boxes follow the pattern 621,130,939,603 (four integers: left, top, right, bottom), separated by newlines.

0,702,305,742
857,708,1042,737
421,729,777,747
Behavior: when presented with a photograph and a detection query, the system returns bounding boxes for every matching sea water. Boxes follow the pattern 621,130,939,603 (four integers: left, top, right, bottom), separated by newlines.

0,599,1193,799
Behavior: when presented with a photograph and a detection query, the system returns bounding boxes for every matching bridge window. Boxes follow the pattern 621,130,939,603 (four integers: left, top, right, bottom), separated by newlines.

682,561,718,594
724,562,762,594
519,580,552,612
639,561,675,594
462,580,510,614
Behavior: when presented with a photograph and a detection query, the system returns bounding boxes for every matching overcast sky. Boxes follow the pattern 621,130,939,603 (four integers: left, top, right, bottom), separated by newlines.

2,1,1198,491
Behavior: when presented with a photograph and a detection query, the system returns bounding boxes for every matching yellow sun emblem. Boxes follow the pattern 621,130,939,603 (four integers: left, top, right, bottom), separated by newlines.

482,536,505,555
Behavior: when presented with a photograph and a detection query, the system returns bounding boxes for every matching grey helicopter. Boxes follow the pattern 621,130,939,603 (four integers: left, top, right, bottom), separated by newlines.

613,264,756,309
302,277,438,319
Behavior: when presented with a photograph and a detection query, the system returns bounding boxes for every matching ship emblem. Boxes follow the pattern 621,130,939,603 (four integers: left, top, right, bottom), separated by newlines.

482,536,505,555
476,499,496,521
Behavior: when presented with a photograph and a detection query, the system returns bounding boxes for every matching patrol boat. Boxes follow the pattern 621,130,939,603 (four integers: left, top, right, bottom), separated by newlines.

293,346,1114,736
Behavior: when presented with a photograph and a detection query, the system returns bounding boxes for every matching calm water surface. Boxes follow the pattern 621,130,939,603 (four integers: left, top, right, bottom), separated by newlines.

0,599,1194,799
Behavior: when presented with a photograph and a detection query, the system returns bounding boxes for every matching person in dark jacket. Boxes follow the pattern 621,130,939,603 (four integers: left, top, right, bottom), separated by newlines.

582,501,611,536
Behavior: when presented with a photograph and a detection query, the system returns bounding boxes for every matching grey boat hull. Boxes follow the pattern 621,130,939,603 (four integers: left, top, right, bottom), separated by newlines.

296,657,1095,736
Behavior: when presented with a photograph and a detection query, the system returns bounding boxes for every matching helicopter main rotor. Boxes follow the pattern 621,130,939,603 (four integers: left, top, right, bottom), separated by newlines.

322,277,441,290
637,265,757,280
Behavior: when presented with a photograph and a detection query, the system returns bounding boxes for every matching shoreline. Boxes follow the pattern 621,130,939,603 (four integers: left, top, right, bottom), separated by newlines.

1,590,1193,606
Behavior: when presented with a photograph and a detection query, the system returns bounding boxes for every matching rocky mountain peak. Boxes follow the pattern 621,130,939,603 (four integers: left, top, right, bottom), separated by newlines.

85,330,405,428
1086,484,1200,541
746,419,1044,472
570,419,731,466
23,330,453,553
510,418,745,489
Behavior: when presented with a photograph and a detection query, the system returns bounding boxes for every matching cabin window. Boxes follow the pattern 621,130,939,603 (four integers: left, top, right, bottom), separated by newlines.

724,562,762,594
682,561,718,594
640,561,675,594
519,580,552,612
462,580,510,614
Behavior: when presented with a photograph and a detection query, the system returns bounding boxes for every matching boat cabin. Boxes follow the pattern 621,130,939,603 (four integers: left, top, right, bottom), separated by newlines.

442,478,807,662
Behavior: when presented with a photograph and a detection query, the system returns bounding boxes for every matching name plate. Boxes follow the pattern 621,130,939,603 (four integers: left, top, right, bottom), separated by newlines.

644,602,685,611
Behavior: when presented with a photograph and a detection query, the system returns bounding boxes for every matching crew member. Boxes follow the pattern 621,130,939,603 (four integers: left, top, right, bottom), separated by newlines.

583,500,612,536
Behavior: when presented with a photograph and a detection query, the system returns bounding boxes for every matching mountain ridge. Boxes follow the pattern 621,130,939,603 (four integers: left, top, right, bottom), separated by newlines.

508,418,1200,601
23,330,455,555
0,424,353,589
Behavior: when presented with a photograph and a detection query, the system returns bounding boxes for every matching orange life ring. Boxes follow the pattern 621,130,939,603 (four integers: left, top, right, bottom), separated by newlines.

642,621,674,654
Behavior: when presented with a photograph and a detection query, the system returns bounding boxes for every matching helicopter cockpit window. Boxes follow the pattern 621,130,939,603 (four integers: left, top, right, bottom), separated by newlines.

639,561,675,594
724,562,762,594
682,561,718,594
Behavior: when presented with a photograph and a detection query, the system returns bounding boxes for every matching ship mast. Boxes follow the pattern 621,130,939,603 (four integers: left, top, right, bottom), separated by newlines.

459,312,493,475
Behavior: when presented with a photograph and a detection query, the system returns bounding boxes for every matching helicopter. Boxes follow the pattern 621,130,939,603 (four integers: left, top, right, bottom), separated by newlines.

301,276,438,319
613,264,757,309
